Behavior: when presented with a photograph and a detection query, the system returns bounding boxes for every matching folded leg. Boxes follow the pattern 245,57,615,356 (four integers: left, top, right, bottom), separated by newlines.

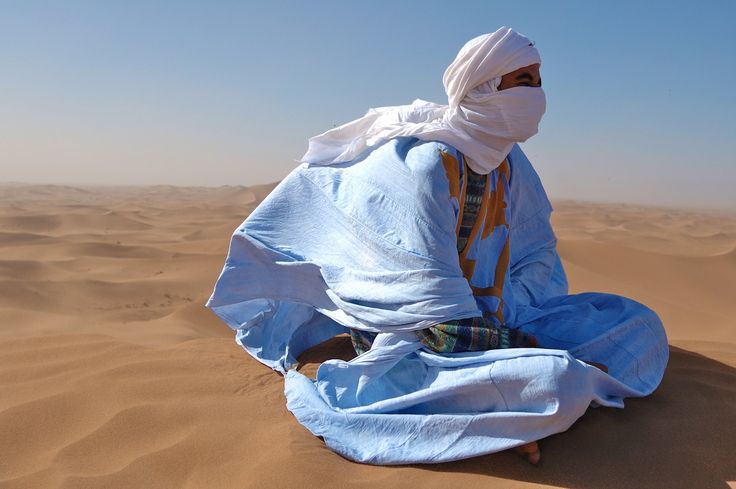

514,292,669,394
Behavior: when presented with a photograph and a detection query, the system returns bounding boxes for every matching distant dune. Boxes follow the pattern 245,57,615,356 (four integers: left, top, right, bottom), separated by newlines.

0,184,734,489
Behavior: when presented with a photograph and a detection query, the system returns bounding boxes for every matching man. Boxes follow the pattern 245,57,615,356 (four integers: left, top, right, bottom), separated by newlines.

206,27,668,465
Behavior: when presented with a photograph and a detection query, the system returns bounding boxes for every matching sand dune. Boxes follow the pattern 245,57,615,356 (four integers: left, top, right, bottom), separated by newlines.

0,184,734,489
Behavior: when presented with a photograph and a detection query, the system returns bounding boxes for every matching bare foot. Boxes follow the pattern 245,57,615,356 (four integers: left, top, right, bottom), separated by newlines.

513,441,541,465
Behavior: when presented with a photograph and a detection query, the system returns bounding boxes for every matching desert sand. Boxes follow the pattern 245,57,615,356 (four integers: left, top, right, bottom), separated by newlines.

0,183,734,489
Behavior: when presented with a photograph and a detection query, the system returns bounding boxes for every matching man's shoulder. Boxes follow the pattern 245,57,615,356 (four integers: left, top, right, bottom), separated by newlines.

401,138,462,162
508,144,534,174
506,144,553,226
385,138,463,181
507,144,543,190
417,139,460,155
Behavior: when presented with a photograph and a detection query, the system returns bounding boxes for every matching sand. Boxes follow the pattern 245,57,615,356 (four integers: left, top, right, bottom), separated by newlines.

0,183,734,489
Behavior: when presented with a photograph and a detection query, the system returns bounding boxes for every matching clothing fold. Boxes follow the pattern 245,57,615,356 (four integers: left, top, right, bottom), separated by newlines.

206,138,669,464
300,27,545,174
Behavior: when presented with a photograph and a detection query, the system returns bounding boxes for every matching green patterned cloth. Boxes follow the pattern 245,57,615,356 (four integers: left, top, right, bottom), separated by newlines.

415,317,537,352
349,319,536,355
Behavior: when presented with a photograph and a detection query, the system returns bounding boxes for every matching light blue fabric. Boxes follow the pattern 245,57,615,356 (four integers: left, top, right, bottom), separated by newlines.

206,137,669,464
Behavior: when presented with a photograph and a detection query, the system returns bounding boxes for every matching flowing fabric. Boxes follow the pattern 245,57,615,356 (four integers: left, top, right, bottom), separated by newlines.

300,27,545,174
206,138,669,464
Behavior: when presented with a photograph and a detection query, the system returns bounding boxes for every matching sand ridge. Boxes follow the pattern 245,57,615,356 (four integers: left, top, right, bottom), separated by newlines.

0,184,734,488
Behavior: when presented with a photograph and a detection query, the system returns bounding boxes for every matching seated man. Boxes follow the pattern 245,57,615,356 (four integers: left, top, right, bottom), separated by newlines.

206,27,669,465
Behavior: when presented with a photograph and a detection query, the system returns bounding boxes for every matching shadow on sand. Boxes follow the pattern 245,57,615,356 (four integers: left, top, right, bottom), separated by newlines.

298,341,736,489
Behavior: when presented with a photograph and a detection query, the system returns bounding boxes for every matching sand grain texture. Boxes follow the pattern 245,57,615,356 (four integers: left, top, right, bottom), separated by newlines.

0,185,734,489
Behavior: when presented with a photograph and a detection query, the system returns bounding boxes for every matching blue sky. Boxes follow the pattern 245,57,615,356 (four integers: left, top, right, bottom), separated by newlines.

1,0,735,208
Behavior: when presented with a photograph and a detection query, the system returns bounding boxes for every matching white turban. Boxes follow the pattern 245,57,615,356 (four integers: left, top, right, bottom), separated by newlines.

301,27,545,174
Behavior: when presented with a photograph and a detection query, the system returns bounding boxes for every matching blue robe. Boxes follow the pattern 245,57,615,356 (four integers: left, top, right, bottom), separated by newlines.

206,138,668,464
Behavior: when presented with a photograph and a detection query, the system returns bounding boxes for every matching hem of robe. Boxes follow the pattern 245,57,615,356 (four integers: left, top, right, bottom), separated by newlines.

283,337,649,465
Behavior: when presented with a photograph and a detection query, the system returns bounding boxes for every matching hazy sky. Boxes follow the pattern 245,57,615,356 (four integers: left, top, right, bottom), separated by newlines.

2,0,735,209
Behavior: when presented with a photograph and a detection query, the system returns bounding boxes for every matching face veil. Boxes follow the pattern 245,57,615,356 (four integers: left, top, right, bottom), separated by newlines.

301,26,544,174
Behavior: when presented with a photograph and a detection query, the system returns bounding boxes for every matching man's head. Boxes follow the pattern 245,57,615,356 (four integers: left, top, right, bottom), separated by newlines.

302,26,547,174
443,28,546,146
443,27,541,107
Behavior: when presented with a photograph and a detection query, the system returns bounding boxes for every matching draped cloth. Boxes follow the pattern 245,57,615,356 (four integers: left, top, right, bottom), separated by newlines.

206,138,669,464
300,27,545,174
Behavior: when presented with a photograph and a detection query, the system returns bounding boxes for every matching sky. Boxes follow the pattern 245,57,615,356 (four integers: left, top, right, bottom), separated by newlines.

1,0,735,209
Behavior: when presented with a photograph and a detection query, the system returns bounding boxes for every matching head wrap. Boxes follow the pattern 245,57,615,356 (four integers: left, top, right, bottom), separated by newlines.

301,27,545,174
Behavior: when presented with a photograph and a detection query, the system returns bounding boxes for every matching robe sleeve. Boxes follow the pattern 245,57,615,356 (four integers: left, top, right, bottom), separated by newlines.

207,137,481,335
507,145,568,308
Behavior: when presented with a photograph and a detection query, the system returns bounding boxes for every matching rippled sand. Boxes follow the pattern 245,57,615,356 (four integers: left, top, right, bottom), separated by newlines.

1,184,734,489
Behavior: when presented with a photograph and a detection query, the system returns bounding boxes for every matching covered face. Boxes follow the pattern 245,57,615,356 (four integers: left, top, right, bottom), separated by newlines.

444,28,547,145
301,26,546,174
443,28,542,107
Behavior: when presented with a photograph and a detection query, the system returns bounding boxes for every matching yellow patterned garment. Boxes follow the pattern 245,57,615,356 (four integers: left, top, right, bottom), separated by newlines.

350,152,536,354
